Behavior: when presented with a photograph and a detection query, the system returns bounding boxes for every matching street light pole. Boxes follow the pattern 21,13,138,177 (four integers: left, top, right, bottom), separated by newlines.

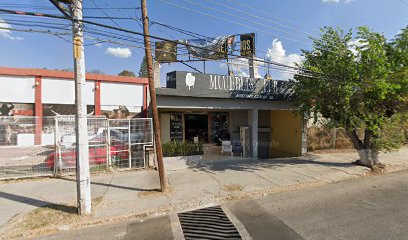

72,0,92,215
141,0,167,192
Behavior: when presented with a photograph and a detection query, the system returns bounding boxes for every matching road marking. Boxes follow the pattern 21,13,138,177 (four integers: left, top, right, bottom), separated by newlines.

221,204,253,240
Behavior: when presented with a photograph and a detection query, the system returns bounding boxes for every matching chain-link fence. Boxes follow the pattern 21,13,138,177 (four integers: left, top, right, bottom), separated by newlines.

107,118,154,170
0,116,56,179
0,116,154,180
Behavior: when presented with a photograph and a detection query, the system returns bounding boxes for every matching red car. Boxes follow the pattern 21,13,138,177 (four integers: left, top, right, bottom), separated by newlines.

45,140,129,169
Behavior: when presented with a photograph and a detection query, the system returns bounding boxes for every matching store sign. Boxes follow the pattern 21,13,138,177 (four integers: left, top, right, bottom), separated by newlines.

155,41,177,62
166,71,293,101
240,33,255,57
210,40,229,60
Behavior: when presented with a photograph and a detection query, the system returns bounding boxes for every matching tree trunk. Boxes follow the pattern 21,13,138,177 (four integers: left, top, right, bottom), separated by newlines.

356,149,380,168
345,127,382,169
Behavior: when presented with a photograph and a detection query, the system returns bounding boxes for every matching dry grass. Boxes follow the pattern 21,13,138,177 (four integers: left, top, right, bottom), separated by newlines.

308,127,354,151
223,184,244,192
7,203,80,239
6,196,105,239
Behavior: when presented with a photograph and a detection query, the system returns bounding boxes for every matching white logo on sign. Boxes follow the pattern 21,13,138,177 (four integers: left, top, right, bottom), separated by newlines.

185,73,195,90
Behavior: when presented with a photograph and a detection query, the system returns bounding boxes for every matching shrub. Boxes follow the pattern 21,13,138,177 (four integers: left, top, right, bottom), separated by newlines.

162,141,203,157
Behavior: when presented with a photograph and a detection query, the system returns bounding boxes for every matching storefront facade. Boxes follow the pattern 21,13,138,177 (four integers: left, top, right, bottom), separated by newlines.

156,71,307,159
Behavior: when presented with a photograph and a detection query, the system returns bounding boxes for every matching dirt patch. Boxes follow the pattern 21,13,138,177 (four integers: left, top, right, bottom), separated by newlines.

138,186,175,198
223,184,244,192
5,196,106,240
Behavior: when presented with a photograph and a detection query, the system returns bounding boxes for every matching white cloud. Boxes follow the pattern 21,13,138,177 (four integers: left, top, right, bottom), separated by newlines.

105,47,132,58
347,38,368,59
266,39,302,80
322,0,354,3
94,43,103,48
219,57,265,78
219,58,249,77
0,18,23,41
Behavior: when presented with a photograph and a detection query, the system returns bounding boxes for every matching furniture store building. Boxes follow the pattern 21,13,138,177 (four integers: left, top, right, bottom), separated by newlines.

156,71,307,159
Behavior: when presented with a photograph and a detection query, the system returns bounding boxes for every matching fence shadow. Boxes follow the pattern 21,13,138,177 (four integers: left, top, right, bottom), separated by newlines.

59,177,160,193
0,191,77,214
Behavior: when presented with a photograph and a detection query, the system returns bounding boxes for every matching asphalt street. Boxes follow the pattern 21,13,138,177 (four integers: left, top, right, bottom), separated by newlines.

36,170,408,240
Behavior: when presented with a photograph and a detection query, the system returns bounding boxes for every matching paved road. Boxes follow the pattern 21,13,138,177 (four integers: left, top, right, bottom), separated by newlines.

36,170,408,240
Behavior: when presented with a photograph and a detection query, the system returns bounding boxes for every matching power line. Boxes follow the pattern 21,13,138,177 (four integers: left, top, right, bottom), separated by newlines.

150,20,210,39
158,0,307,45
158,0,352,64
0,3,140,10
2,24,323,80
199,0,320,39
223,0,321,35
176,0,311,41
0,26,70,36
0,8,334,80
1,6,304,63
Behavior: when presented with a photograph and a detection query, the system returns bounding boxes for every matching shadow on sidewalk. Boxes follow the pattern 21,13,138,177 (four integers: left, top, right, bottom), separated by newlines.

59,177,160,193
187,157,357,173
0,191,77,214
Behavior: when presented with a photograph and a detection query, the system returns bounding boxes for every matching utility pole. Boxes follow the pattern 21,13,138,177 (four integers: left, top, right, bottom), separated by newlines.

49,0,91,215
72,0,92,215
141,0,167,192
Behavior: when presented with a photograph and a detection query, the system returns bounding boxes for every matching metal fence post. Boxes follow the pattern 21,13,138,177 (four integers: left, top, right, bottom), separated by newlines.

104,119,109,171
53,116,58,176
128,119,132,169
107,120,112,169
331,128,337,150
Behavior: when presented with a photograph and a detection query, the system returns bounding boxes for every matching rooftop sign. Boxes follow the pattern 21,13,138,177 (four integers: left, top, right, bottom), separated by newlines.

164,71,293,101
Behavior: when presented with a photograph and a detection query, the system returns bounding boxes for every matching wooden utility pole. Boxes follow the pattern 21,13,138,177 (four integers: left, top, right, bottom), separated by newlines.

72,0,92,214
141,0,167,192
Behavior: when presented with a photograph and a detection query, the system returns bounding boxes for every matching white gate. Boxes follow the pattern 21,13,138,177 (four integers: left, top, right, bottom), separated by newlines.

107,118,154,169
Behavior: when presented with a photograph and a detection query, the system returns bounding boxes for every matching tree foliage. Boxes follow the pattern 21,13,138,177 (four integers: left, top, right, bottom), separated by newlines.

138,55,148,78
118,70,136,77
291,26,408,168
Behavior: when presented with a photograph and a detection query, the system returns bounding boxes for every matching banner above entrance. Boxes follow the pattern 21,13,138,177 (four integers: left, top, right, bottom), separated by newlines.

164,71,293,101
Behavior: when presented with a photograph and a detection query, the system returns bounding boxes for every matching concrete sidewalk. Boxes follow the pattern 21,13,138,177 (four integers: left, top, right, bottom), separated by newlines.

1,148,408,239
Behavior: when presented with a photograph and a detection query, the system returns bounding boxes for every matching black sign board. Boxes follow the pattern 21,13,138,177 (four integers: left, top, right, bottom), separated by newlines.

170,113,183,141
155,41,177,62
240,33,255,57
164,71,293,101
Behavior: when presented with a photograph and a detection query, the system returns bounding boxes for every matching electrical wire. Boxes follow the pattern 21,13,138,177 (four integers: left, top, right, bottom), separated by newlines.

223,0,321,35
0,8,334,80
1,24,322,80
199,0,320,38
158,0,307,44
175,0,311,41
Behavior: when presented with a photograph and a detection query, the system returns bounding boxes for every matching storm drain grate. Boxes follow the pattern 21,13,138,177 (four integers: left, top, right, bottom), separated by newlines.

178,206,242,240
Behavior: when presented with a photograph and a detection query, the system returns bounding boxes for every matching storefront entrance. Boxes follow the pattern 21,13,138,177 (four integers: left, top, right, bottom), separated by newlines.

184,114,208,143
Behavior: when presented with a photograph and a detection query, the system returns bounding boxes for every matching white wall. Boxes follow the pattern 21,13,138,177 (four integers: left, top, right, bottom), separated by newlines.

0,76,35,103
0,75,143,108
101,82,143,107
42,78,95,105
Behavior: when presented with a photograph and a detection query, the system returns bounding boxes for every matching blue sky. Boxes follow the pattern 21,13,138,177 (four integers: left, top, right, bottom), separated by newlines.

0,0,407,83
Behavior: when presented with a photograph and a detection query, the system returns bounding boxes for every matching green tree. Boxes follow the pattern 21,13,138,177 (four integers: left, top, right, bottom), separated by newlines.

138,55,148,78
291,26,408,169
118,70,136,77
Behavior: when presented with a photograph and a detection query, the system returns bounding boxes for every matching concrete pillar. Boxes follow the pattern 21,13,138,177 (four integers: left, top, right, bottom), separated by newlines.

94,81,101,116
153,61,161,88
249,58,255,78
248,108,258,159
34,76,42,145
301,113,308,155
